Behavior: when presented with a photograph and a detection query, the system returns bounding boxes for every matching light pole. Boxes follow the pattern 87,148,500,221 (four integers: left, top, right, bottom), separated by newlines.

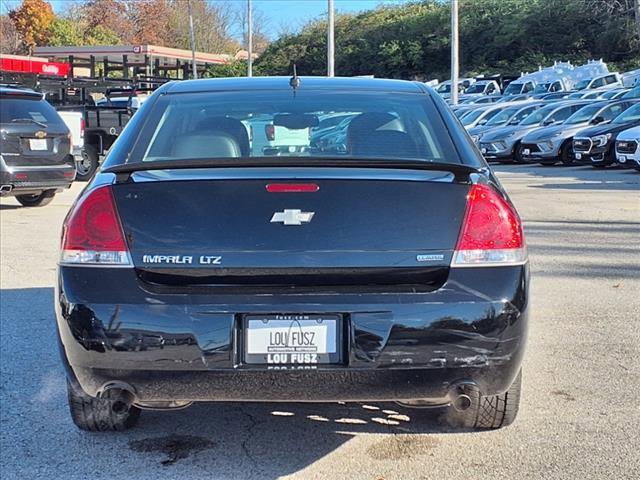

327,0,335,77
247,0,253,77
450,0,459,105
187,0,197,79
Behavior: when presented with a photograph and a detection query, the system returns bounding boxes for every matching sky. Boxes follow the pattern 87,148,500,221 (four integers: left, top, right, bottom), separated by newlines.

1,0,412,31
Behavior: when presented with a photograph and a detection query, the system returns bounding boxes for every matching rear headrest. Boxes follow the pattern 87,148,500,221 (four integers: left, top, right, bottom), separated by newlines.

173,131,241,159
195,116,250,156
347,112,419,158
351,130,419,158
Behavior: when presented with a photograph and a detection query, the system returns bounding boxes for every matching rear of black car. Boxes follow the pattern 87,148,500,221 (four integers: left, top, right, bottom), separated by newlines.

55,78,529,432
0,88,75,206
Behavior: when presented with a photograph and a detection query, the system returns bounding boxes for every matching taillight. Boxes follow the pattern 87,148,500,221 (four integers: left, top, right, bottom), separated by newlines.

80,117,85,137
60,186,131,266
265,124,275,141
452,184,527,267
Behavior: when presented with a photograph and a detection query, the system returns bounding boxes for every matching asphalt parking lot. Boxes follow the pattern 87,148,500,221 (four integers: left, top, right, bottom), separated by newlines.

1,164,639,480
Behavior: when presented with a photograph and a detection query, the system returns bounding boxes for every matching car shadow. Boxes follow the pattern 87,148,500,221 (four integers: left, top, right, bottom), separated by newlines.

1,287,477,479
492,163,640,191
0,202,21,210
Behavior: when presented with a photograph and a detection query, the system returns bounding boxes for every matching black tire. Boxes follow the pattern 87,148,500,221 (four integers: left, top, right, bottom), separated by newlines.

76,145,100,181
560,141,574,165
442,369,522,430
513,142,525,163
15,190,55,207
67,380,140,432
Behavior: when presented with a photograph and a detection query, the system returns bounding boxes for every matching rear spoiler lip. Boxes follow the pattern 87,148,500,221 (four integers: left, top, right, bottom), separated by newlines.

103,157,484,182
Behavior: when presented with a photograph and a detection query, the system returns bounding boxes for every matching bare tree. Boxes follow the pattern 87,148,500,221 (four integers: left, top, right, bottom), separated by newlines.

234,1,271,54
167,0,239,53
1,14,22,54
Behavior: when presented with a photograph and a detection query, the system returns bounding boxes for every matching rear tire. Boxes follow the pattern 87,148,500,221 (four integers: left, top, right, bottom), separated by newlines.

67,380,140,432
442,369,522,430
15,190,55,207
76,145,100,181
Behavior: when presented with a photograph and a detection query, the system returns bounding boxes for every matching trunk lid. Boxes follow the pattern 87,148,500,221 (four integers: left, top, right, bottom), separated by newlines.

112,168,471,290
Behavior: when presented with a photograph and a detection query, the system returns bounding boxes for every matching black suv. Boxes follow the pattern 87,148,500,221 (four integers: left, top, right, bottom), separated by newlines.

1,87,75,206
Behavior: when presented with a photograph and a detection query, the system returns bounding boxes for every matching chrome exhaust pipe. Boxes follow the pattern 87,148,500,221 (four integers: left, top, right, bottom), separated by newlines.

98,382,136,414
452,394,473,412
0,185,13,194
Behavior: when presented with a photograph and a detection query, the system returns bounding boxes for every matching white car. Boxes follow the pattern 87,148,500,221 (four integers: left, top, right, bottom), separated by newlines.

615,125,640,171
573,73,623,92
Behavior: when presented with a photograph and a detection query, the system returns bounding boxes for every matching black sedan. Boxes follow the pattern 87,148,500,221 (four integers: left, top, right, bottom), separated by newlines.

56,77,529,432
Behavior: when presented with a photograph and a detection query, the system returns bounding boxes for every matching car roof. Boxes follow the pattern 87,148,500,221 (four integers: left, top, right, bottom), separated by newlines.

0,86,42,99
164,76,425,94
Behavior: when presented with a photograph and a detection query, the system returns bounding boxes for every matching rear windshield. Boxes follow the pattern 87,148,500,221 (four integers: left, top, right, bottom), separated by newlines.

0,97,65,126
134,90,461,164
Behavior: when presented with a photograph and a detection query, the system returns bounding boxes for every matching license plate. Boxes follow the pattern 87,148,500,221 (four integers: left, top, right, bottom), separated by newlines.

523,148,530,155
29,139,47,151
575,153,582,160
618,155,627,163
244,314,340,365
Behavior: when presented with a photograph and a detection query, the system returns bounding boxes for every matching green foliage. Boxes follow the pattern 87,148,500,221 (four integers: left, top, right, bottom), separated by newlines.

204,60,248,78
256,0,640,80
85,25,121,45
47,17,121,47
47,18,82,46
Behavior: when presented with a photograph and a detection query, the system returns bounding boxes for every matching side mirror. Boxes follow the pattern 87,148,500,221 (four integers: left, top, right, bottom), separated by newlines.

590,116,605,125
543,119,555,126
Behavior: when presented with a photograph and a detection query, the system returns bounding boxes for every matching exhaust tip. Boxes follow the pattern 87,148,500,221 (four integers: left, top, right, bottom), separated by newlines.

0,185,13,194
452,394,473,412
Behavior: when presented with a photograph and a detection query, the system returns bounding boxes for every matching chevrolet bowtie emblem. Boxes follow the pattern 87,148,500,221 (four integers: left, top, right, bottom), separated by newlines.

270,209,315,226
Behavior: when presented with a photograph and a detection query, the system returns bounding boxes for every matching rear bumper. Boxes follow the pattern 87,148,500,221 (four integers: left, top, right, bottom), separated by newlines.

0,162,75,195
56,265,530,403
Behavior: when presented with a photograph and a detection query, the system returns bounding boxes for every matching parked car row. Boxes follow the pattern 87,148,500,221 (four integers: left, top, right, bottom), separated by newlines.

455,92,640,171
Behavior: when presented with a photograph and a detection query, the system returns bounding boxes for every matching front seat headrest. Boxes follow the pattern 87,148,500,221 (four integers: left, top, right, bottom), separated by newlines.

195,116,250,157
173,131,241,158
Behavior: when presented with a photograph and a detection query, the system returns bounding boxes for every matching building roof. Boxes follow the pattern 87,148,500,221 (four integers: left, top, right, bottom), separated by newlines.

34,45,231,66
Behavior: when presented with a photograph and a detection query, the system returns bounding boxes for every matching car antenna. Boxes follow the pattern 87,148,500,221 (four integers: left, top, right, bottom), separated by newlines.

289,63,300,96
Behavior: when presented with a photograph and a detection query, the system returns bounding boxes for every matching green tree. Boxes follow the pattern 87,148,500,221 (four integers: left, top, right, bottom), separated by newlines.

256,0,640,80
204,60,248,78
47,18,83,46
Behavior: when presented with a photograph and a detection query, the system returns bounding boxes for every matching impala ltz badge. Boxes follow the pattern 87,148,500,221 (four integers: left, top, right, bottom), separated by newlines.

270,209,315,226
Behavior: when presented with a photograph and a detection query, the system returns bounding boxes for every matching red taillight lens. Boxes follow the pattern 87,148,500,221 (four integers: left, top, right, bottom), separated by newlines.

452,184,526,267
80,117,85,137
60,186,131,266
265,124,275,141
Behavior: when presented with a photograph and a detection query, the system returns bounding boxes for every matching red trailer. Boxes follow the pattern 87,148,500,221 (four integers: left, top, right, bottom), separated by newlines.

0,54,70,77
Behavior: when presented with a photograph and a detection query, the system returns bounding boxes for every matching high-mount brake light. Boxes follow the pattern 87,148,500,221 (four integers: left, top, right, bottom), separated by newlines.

266,183,319,193
60,186,131,266
452,183,527,267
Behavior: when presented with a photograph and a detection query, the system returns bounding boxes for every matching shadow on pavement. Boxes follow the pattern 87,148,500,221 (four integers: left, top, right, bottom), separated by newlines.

0,287,470,479
491,163,640,191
